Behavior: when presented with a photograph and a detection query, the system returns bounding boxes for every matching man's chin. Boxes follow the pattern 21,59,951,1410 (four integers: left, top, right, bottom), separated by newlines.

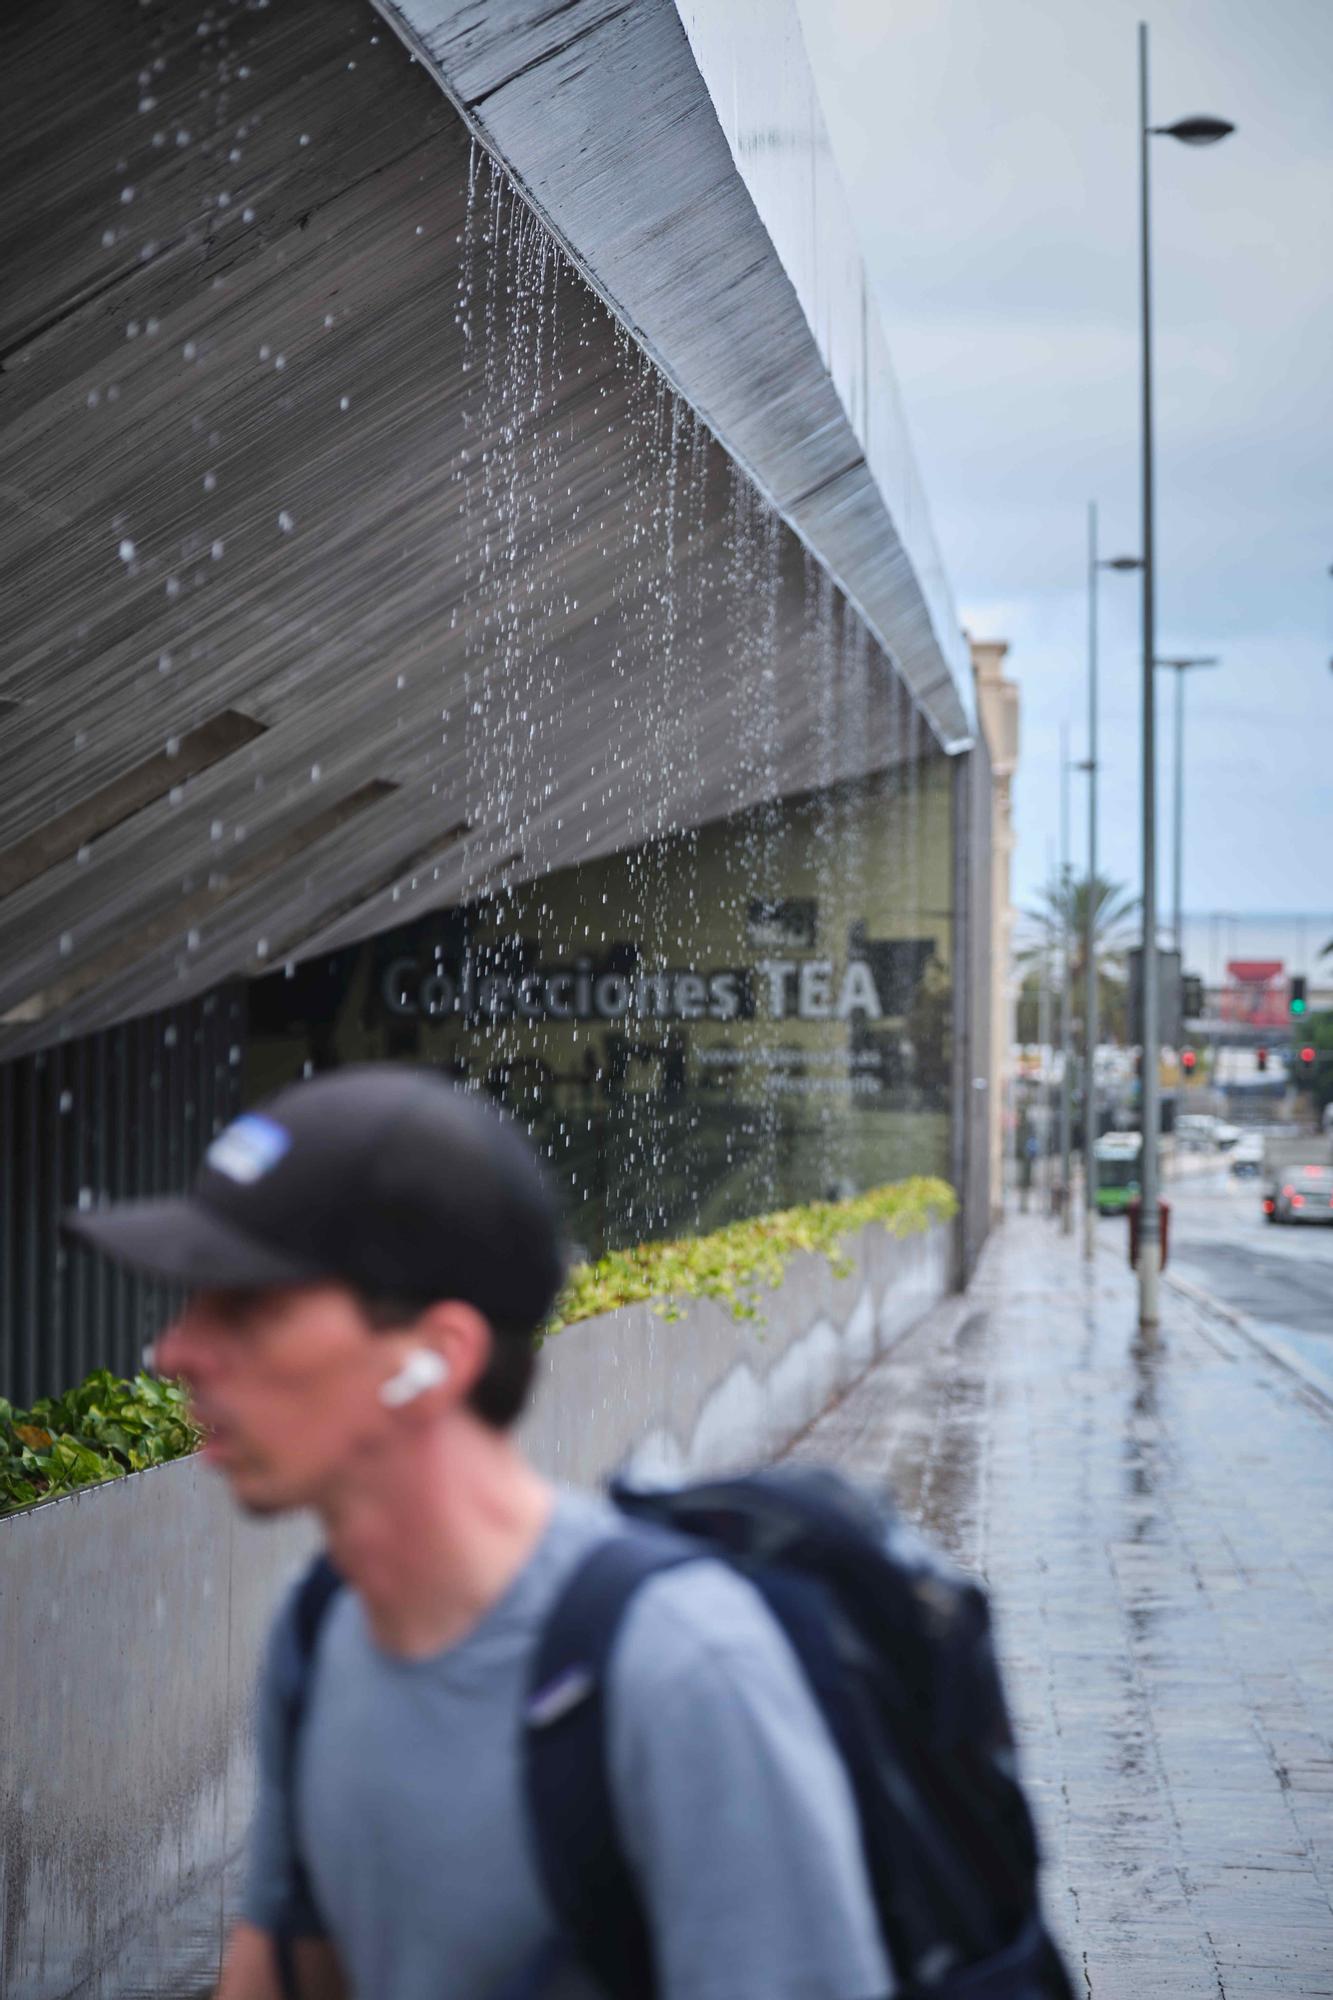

233,1488,300,1520
211,1459,305,1519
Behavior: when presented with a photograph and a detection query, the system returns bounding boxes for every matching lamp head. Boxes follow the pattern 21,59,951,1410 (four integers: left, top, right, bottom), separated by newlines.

1157,115,1235,146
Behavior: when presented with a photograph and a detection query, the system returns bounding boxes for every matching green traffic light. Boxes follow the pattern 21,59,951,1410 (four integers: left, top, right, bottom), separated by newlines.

1291,998,1307,1015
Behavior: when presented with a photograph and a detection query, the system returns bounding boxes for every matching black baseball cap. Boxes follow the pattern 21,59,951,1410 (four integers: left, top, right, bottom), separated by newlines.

63,1066,566,1331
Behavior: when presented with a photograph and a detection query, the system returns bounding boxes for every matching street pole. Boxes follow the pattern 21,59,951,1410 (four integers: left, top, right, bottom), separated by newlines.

1084,508,1100,1259
1059,724,1073,1233
1157,655,1219,960
1037,935,1052,1209
1133,22,1232,1330
1138,19,1162,1327
1171,659,1185,961
1084,522,1143,1260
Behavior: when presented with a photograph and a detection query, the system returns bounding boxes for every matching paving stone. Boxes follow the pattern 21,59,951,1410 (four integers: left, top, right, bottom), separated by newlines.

781,1213,1333,1997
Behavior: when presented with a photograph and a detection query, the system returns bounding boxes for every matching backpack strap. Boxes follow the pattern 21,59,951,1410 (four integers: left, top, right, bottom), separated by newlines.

271,1554,345,2000
524,1529,698,2000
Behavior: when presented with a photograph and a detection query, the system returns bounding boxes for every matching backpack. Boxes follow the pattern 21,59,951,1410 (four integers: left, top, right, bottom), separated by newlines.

272,1466,1075,2000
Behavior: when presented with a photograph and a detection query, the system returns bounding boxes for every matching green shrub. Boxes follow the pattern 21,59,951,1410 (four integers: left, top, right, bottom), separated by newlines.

551,1175,957,1331
0,1176,955,1518
1,1371,200,1517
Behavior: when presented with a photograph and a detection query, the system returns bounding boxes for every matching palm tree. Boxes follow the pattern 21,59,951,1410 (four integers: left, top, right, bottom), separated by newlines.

1016,868,1128,984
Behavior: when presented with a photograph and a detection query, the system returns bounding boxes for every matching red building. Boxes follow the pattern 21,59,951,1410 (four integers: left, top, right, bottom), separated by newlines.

1221,961,1288,1028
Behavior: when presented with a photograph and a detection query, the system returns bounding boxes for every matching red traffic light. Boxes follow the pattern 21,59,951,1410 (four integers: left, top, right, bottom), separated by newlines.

1256,1047,1268,1072
1300,1045,1316,1068
1180,1047,1197,1073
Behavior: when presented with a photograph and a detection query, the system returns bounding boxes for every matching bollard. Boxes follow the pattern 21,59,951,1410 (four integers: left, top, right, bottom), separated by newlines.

1126,1195,1171,1274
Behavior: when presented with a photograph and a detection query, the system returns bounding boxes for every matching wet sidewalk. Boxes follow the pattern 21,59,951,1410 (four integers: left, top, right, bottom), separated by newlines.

783,1212,1333,1998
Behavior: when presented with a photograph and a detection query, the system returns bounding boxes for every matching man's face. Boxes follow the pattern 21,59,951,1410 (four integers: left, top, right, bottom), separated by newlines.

154,1283,401,1515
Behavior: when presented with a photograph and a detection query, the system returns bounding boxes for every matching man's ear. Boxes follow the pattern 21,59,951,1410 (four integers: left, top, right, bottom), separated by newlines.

414,1299,494,1403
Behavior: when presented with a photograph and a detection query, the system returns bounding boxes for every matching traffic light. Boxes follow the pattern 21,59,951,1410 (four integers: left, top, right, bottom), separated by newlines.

1180,1047,1198,1076
1182,973,1205,1018
1290,975,1308,1017
1256,1047,1268,1073
1299,1045,1316,1071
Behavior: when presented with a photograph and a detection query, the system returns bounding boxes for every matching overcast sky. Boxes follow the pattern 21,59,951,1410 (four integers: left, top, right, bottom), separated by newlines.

798,0,1332,938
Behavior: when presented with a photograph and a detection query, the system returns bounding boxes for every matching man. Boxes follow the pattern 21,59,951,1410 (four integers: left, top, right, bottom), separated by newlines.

68,1065,888,2000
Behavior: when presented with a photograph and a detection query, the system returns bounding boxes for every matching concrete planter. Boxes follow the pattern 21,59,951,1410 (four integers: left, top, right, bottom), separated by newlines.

523,1218,951,1485
0,1219,950,2000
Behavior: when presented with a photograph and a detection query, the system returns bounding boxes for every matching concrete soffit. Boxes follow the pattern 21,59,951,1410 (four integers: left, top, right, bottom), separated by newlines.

371,0,976,754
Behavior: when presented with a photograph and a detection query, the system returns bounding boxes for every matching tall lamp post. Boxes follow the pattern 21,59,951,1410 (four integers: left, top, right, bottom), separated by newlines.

1084,507,1143,1260
1157,654,1220,959
1058,725,1073,1233
1135,21,1233,1327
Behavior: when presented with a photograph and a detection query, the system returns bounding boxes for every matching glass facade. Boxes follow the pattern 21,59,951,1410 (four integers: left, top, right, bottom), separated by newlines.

248,748,956,1258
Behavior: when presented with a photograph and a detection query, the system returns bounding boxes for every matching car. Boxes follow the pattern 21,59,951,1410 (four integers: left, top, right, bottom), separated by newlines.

1262,1135,1333,1223
1229,1135,1264,1179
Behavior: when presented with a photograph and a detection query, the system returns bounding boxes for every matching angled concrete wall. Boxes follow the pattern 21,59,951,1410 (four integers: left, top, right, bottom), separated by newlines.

375,0,974,750
0,0,967,1058
0,1219,949,2000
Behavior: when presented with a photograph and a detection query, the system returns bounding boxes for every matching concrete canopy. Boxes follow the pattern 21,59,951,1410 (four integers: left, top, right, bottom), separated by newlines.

0,0,962,1061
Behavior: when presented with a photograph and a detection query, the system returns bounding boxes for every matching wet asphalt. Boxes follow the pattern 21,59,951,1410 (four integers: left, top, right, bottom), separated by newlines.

1166,1163,1333,1391
782,1208,1333,1998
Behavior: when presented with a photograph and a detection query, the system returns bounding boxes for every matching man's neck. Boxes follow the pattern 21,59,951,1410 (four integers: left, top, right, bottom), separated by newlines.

319,1423,556,1658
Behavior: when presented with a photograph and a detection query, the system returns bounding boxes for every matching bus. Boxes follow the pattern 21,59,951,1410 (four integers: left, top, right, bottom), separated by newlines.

1094,1132,1142,1215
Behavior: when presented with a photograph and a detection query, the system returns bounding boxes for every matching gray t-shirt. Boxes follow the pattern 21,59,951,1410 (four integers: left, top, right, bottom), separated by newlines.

244,1488,889,1999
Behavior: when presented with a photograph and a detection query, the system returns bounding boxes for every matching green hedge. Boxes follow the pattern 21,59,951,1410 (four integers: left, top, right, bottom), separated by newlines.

552,1176,957,1329
1,1176,955,1518
1,1371,200,1517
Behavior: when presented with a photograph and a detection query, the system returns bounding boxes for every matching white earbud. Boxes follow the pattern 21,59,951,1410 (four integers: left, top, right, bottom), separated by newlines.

379,1349,449,1409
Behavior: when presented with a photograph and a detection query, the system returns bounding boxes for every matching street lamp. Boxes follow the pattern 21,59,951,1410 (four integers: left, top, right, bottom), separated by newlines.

1155,654,1220,960
1058,725,1073,1234
1135,21,1233,1328
1083,510,1142,1260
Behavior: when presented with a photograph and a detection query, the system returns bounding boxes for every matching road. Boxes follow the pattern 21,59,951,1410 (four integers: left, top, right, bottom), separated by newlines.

1164,1159,1333,1389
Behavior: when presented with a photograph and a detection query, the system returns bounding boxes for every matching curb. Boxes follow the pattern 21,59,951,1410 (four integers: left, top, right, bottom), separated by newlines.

1164,1269,1333,1416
